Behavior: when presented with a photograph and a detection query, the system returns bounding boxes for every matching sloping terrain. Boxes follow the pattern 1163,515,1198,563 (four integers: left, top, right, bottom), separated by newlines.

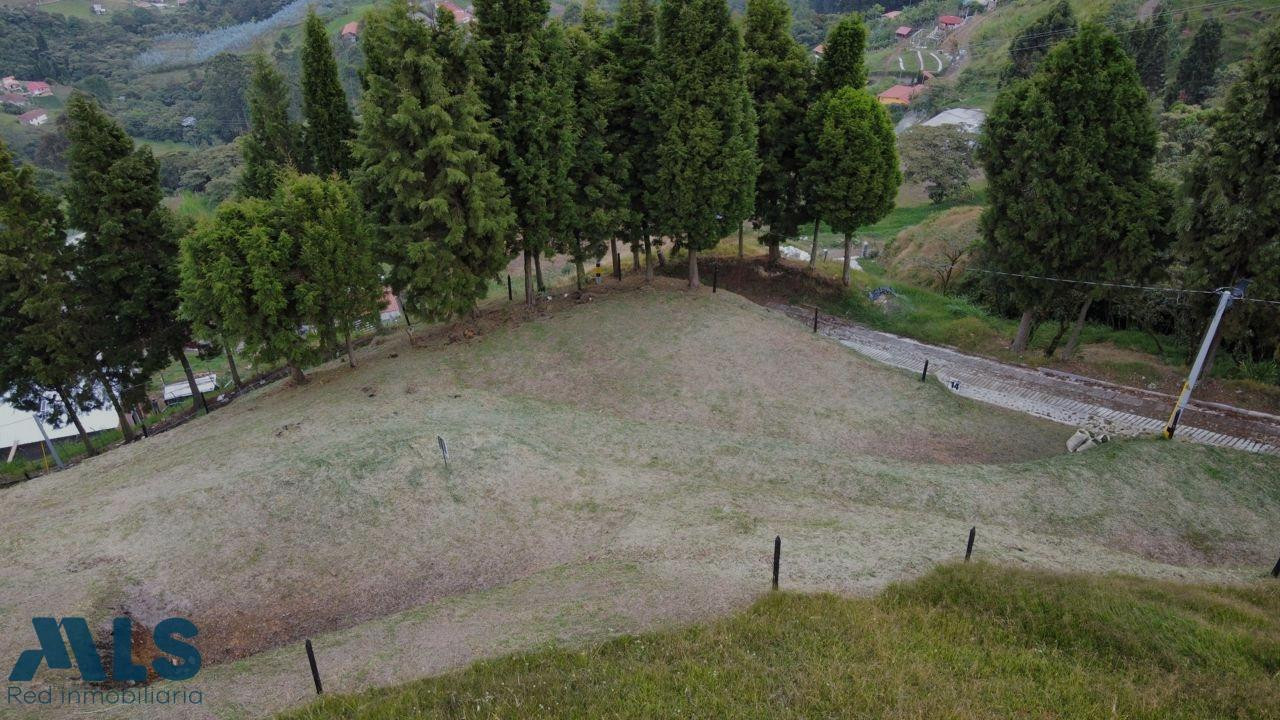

3,280,1278,719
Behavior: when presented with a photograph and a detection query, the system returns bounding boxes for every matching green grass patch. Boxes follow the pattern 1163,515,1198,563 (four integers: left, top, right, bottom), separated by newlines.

279,563,1280,719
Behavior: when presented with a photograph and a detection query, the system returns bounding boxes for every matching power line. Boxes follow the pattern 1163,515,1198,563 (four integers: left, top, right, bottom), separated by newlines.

964,267,1280,307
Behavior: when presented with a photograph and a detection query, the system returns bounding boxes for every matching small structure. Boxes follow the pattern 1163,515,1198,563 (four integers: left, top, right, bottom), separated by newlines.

25,81,51,97
437,0,473,24
92,3,106,13
1,76,22,93
181,115,197,127
895,26,912,39
17,109,49,126
876,84,924,106
380,288,402,323
938,14,964,29
0,93,28,107
812,43,825,57
921,107,987,133
883,10,901,19
162,373,217,405
341,21,359,40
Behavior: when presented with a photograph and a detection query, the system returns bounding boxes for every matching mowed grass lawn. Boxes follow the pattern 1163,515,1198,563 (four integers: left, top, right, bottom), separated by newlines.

282,562,1280,719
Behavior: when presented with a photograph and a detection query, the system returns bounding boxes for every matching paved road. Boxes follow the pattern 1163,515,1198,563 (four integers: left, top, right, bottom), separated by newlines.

774,304,1280,455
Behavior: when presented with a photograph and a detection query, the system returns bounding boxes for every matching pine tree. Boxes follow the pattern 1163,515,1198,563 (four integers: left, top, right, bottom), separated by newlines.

1182,22,1280,365
354,0,514,321
0,139,102,454
1125,3,1171,93
814,14,867,95
301,7,356,176
744,0,812,263
561,20,623,290
1003,0,1077,83
603,0,661,281
240,53,303,198
805,87,899,286
66,94,204,436
652,0,758,288
980,25,1162,353
475,0,554,303
1166,17,1222,106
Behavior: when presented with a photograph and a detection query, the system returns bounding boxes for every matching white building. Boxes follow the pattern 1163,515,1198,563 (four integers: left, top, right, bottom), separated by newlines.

921,107,987,133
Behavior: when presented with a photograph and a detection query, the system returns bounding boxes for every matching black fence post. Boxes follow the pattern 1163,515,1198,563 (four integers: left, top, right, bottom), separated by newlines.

1271,555,1280,578
772,535,781,590
965,526,976,562
305,639,323,694
812,307,819,333
921,359,929,382
712,264,718,294
507,275,513,302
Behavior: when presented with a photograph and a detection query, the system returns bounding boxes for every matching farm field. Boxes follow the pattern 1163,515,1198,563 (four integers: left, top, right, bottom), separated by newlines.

3,280,1279,719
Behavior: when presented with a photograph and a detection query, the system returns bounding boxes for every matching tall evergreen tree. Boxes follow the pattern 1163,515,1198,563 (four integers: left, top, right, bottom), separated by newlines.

980,25,1162,353
1003,0,1077,83
475,0,555,304
66,94,205,436
814,14,867,96
651,0,758,288
603,0,661,281
561,21,623,290
0,140,101,454
744,0,812,263
240,54,303,198
301,7,356,176
354,0,514,321
1166,17,1222,106
1181,21,1280,366
1125,3,1171,93
805,87,899,286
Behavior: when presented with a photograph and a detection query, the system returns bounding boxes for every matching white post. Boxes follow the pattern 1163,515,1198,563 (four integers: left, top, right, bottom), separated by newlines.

1163,281,1248,439
32,415,64,469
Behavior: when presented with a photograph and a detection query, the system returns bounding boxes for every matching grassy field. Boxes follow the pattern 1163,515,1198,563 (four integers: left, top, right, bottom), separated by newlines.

281,562,1280,719
2,281,1279,719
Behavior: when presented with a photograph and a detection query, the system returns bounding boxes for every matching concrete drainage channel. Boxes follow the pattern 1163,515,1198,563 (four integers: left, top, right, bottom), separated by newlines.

774,303,1280,456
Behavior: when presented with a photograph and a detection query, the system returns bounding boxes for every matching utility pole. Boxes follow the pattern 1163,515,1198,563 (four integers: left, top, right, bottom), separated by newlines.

1163,279,1249,439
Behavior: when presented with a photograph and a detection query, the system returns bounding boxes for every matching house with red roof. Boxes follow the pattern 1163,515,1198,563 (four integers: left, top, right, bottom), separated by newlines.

883,10,901,19
895,26,912,39
0,93,28,107
25,81,52,97
812,43,825,57
938,15,964,28
341,21,359,40
18,109,49,126
438,0,472,23
876,84,924,106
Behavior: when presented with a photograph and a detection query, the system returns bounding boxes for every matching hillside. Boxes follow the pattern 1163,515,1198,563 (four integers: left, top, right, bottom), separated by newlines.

3,282,1279,718
281,563,1280,719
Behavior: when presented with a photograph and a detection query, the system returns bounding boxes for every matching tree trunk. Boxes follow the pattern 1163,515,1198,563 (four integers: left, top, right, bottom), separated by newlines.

737,225,744,259
176,345,208,415
1043,319,1070,358
643,234,654,283
768,240,780,264
632,243,641,271
841,232,852,287
344,326,356,369
223,338,244,390
610,237,622,280
1060,296,1094,360
688,246,700,288
523,249,534,305
809,219,820,269
1010,309,1034,353
533,252,545,293
288,363,307,385
95,369,134,443
56,386,95,456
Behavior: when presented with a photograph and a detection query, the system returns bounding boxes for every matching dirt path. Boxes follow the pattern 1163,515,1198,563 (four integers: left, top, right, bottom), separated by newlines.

773,304,1280,455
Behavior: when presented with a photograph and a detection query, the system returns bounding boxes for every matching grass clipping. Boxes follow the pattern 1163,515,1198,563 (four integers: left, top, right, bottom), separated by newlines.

280,563,1280,719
